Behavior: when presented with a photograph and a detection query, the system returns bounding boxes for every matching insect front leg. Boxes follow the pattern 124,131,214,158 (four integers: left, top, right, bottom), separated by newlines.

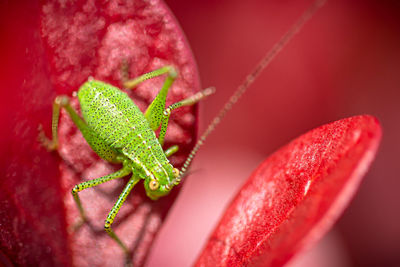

104,174,141,254
164,145,179,157
71,166,131,226
158,87,216,146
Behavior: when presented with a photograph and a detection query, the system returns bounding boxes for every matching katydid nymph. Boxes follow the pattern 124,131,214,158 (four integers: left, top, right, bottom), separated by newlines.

39,0,326,257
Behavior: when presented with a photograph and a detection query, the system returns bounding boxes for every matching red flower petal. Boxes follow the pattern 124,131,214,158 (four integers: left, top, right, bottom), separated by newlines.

0,0,199,266
195,115,381,266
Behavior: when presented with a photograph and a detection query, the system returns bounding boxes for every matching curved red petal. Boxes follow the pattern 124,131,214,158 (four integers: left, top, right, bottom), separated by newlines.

0,0,199,266
195,115,382,266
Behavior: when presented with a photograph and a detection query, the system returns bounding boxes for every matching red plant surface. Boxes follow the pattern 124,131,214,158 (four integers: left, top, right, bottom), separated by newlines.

0,0,391,267
0,0,199,266
195,115,381,266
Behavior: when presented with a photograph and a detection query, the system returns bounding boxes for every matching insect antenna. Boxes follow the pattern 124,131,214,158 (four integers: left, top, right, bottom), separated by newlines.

168,0,327,188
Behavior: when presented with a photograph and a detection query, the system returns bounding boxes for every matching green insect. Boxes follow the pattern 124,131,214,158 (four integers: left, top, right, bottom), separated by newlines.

39,0,324,257
39,65,214,253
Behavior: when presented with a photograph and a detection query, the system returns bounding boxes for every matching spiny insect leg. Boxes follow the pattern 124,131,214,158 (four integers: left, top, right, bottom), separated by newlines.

123,65,175,90
123,65,178,131
71,167,131,227
144,66,177,130
38,95,69,150
38,95,98,152
104,175,141,254
158,87,216,146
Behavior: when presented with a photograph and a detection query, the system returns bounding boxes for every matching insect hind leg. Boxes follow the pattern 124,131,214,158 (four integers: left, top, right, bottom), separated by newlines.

122,65,175,90
123,65,178,132
158,87,216,146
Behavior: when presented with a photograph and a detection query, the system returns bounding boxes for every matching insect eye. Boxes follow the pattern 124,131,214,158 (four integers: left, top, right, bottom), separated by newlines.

172,168,180,178
149,180,159,191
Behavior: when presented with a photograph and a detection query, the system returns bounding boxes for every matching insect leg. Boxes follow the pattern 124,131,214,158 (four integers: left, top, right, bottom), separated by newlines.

104,175,141,254
158,87,215,146
38,95,69,150
143,67,178,130
39,95,121,162
71,166,131,223
164,145,179,157
39,96,95,149
123,65,175,90
123,65,178,131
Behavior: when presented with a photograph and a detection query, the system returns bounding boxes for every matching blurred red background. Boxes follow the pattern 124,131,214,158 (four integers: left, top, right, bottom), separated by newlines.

147,1,400,266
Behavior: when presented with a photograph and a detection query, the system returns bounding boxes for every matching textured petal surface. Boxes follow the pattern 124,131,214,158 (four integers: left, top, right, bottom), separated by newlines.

195,115,381,266
0,0,199,266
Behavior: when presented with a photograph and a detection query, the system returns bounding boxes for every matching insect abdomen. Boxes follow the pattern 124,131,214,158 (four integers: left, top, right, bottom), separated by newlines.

78,81,143,142
77,81,170,173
